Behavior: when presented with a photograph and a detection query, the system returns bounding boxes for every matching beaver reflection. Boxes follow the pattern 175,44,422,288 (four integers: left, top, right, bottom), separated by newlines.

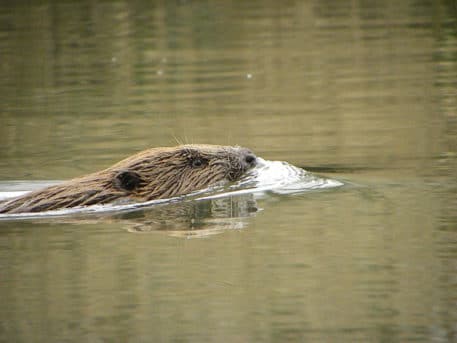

0,145,257,214
123,195,258,237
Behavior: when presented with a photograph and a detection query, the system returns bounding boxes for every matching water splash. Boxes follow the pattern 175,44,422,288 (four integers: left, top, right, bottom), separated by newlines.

226,157,343,197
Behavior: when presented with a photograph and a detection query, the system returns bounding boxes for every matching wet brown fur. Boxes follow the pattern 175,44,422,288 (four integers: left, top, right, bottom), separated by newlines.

0,145,256,214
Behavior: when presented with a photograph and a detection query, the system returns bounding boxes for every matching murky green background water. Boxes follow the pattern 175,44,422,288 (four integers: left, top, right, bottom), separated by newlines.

1,1,456,342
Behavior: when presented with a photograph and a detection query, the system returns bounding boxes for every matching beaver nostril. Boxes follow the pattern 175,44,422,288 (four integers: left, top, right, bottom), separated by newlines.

245,154,256,165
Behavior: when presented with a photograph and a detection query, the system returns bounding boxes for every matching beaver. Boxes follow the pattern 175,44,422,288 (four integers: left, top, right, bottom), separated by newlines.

0,144,257,214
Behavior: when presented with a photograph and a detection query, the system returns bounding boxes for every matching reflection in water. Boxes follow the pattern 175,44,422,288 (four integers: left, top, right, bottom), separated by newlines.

0,1,456,342
123,195,258,237
0,194,258,237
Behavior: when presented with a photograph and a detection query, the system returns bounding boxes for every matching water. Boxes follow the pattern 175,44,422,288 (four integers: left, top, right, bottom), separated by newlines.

0,1,456,342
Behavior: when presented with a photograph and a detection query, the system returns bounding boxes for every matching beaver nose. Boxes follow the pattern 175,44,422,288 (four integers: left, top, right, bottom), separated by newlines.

245,153,256,165
242,151,257,168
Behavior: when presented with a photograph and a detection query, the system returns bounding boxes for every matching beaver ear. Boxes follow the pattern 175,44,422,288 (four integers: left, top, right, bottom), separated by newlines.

113,170,143,191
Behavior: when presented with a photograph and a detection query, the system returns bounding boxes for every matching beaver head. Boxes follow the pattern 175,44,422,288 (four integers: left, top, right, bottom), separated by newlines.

0,144,257,214
110,144,257,199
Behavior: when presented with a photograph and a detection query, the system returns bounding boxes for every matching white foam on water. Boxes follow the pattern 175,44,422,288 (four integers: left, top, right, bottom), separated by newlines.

0,191,27,201
0,159,343,219
232,158,343,196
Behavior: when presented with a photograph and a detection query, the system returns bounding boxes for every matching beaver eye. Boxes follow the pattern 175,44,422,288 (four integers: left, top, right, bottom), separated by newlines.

191,158,205,168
